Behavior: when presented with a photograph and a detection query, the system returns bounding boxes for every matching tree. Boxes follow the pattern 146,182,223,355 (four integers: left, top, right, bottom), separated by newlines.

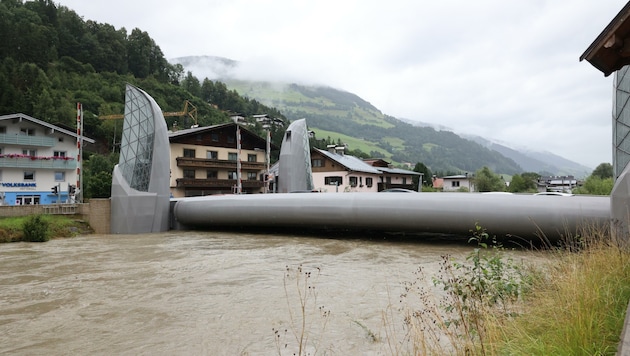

592,163,613,179
83,153,117,198
412,162,432,191
573,176,613,196
508,172,538,193
474,166,505,192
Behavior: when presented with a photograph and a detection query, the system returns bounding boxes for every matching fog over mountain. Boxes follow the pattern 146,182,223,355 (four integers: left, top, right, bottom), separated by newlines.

173,55,595,177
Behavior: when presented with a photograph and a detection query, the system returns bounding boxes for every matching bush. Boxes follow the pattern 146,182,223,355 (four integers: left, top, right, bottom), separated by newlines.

23,215,50,242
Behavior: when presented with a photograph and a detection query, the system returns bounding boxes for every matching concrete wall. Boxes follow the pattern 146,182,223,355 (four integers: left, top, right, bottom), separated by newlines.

84,199,110,234
0,198,111,235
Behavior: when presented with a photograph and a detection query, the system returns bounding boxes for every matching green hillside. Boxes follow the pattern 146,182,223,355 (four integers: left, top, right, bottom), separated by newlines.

227,80,523,174
0,1,288,153
0,1,522,176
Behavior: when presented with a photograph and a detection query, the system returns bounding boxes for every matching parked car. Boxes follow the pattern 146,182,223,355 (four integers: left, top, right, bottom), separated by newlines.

534,192,574,196
380,188,417,193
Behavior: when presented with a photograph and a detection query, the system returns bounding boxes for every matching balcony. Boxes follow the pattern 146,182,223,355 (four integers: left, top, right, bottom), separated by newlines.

176,157,265,171
176,178,264,189
0,157,77,169
0,134,56,147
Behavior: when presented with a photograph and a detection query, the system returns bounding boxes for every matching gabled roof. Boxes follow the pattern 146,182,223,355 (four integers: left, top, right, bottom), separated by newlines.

168,122,279,149
443,175,471,179
580,2,630,76
0,113,95,143
363,158,390,167
314,148,381,174
314,148,421,175
168,122,234,138
379,166,422,176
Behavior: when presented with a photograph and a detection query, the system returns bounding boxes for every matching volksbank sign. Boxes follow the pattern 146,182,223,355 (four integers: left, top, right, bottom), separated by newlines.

1,182,36,187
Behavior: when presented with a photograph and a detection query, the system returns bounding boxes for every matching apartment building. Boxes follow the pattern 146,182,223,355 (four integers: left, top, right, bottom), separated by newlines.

0,113,94,205
169,122,274,197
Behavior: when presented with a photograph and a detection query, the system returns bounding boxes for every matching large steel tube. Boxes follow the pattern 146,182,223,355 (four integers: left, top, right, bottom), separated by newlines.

173,193,611,241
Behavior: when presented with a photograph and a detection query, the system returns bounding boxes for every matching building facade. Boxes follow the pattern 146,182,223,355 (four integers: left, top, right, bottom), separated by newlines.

169,123,273,197
310,146,420,192
111,84,172,234
0,113,94,205
442,174,475,192
536,175,578,193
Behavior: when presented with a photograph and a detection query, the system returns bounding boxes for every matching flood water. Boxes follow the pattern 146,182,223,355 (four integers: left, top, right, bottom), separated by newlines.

0,231,542,355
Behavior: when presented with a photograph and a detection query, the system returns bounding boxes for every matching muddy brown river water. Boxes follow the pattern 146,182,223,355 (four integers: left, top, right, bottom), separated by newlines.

0,231,541,355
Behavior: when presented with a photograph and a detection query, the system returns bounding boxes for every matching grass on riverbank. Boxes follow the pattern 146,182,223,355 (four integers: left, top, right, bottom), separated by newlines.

483,231,630,355
387,226,630,355
0,215,92,243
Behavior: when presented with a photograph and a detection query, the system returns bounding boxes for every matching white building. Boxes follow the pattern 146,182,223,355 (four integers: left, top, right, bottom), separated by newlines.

442,174,475,192
310,146,421,192
0,113,94,205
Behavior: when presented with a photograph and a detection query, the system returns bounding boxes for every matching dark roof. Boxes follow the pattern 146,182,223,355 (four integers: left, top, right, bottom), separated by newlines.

580,2,630,76
168,122,233,138
168,122,279,149
0,113,95,143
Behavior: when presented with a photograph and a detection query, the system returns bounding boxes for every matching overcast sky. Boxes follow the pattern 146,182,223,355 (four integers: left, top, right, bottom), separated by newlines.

56,0,628,169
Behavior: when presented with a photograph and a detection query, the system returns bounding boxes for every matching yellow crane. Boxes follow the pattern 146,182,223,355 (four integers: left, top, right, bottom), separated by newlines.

99,100,198,127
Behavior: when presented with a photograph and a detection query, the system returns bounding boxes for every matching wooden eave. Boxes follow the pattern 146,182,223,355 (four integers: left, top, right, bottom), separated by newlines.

580,2,630,76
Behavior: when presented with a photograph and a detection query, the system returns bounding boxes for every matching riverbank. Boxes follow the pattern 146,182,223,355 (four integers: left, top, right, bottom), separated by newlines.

484,234,630,355
0,215,93,243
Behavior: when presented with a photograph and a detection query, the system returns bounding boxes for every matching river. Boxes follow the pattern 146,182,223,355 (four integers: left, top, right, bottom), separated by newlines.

0,231,540,355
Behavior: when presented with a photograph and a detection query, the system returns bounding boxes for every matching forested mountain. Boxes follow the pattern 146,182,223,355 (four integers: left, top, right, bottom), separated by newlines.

174,55,595,176
184,71,524,175
0,0,576,177
463,135,592,178
0,0,288,153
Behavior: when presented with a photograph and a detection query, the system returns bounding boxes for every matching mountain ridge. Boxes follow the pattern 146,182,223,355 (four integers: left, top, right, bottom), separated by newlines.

172,55,593,177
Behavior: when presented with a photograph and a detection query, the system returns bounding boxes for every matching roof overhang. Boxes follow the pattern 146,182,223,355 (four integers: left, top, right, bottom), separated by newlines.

580,2,630,76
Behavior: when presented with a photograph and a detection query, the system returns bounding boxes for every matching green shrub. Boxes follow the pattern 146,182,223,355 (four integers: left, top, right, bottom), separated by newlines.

23,215,50,242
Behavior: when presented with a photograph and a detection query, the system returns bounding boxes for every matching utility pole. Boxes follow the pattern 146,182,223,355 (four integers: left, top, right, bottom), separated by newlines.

76,103,83,203
236,124,242,194
266,130,270,193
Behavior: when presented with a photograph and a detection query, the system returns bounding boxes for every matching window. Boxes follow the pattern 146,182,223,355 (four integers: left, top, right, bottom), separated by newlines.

452,181,460,187
206,170,218,179
325,176,343,185
211,133,219,142
54,171,65,181
183,169,195,179
227,136,234,144
20,128,34,136
402,177,407,185
0,126,6,134
58,137,64,142
228,171,237,179
228,152,238,161
349,176,358,187
207,150,218,159
54,151,66,158
366,177,373,188
312,159,323,167
183,148,196,158
247,172,257,180
23,149,37,156
23,171,35,181
247,154,257,162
